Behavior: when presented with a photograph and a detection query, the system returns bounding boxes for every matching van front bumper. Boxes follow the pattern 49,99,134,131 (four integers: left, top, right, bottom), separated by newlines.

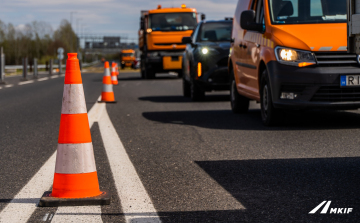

267,61,360,109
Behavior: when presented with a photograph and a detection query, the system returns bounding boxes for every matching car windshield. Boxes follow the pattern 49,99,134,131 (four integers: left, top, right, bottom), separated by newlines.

149,13,197,31
269,0,346,24
198,22,232,42
122,53,134,57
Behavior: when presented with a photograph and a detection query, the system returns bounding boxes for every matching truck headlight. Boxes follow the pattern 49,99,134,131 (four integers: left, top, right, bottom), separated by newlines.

202,48,208,54
275,47,316,67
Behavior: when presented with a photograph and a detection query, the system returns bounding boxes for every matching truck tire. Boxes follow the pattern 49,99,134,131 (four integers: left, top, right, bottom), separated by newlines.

260,69,282,126
230,76,249,114
191,79,205,101
183,77,191,97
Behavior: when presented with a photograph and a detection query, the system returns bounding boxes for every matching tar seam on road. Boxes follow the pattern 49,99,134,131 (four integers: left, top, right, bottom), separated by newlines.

98,107,162,223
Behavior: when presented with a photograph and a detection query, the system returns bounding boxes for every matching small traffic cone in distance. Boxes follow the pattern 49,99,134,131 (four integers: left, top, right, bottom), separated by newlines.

39,53,110,207
111,62,118,85
99,61,116,103
115,63,119,76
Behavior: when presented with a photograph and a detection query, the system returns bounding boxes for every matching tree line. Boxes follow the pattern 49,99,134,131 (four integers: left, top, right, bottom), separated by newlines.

0,19,77,65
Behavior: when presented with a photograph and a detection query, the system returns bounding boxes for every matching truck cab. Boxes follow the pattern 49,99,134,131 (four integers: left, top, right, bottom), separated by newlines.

139,4,198,79
229,0,357,126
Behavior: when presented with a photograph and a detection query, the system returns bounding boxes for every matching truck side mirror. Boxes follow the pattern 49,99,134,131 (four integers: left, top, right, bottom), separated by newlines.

240,10,263,32
201,14,206,21
182,37,192,44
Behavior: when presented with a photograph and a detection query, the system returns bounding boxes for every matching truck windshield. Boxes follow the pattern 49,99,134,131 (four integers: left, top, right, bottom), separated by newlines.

122,53,134,57
149,13,197,31
198,22,232,42
269,0,346,24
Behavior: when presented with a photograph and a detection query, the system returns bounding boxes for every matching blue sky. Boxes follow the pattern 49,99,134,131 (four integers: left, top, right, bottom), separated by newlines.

0,0,237,43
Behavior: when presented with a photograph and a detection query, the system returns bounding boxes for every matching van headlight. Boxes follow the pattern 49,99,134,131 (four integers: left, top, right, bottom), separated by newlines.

199,47,219,55
275,47,316,67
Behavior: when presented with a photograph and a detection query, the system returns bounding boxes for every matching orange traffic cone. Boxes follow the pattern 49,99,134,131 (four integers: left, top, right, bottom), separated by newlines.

111,62,118,85
99,61,116,103
39,53,110,207
115,63,119,76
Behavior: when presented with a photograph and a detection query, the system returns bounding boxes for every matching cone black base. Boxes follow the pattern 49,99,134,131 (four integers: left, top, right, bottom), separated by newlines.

98,101,117,103
38,191,110,207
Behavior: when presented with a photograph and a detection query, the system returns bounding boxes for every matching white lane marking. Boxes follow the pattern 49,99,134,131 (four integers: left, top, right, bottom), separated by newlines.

51,75,59,79
38,77,49,82
98,107,161,223
51,206,102,223
60,74,65,77
0,97,103,223
19,80,34,85
0,152,56,223
5,84,13,88
88,96,105,128
0,86,2,90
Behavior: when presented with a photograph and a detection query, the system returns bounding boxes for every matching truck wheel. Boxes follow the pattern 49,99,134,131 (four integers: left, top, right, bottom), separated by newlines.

140,59,146,79
260,70,282,126
230,77,249,114
183,78,191,97
144,68,155,79
177,70,183,78
191,79,205,101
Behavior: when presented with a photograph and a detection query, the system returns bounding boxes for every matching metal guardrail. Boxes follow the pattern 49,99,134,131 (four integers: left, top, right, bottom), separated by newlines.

4,60,100,70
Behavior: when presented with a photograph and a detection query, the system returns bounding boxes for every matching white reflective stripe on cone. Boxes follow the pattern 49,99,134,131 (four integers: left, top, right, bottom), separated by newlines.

103,84,113,92
55,143,97,174
111,76,117,80
104,68,111,76
61,84,87,114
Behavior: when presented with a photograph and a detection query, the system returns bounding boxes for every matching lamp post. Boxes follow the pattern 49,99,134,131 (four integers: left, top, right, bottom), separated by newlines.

70,11,77,52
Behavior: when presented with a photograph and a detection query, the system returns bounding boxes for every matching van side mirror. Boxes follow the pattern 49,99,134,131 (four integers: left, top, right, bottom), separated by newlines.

182,37,192,44
240,10,263,32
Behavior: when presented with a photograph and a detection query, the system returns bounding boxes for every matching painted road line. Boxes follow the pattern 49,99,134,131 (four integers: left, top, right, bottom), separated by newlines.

0,86,2,90
19,80,35,85
60,74,65,77
51,75,59,79
0,153,56,223
5,84,13,88
98,108,161,223
0,98,102,223
38,77,49,82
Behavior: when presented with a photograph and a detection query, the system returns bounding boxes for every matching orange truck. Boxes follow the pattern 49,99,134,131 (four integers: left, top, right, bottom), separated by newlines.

120,49,136,69
139,4,198,79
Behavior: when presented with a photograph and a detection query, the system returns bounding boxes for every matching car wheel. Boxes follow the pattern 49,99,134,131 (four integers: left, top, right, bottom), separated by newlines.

183,78,191,97
191,79,205,101
260,70,281,126
230,77,249,113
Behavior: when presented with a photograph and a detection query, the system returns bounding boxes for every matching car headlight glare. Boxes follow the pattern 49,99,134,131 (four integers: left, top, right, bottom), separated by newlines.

202,48,209,54
275,47,316,67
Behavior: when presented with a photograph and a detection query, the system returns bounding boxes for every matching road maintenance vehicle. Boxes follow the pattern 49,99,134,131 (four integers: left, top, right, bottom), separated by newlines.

229,0,357,126
120,49,136,69
139,4,199,79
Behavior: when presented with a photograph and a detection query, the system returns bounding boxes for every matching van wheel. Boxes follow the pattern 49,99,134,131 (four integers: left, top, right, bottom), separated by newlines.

230,78,249,113
183,78,191,97
260,70,281,126
191,79,205,101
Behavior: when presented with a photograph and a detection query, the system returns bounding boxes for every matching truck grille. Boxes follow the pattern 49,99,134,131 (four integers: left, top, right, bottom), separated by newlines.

314,52,358,67
311,86,360,102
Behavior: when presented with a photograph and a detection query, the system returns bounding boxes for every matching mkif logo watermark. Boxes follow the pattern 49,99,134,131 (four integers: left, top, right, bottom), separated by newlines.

309,201,353,214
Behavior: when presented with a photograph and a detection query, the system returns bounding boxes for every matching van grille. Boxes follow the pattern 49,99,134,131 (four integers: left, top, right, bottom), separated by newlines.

311,86,360,102
280,84,306,94
314,52,358,67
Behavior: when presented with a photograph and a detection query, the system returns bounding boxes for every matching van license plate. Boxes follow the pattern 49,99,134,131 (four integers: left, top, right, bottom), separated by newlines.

341,75,360,87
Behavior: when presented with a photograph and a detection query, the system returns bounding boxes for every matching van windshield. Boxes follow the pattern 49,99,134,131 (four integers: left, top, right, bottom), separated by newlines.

269,0,346,24
149,13,197,31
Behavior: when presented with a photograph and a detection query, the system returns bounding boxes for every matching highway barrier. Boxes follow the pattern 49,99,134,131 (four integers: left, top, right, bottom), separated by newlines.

111,62,118,85
99,61,116,103
21,57,28,81
0,47,5,84
39,53,110,207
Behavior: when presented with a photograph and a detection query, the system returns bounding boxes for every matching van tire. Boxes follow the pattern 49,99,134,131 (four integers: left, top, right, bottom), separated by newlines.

230,78,249,113
260,70,282,126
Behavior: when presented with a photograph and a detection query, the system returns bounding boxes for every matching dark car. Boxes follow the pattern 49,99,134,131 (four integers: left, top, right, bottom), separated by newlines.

181,19,233,101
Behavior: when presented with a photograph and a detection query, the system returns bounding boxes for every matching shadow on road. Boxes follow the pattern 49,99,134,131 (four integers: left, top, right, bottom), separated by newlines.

139,95,229,103
192,158,360,223
142,109,360,130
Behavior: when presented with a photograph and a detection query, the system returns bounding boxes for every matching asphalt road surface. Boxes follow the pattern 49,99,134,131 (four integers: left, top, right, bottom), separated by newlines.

0,70,360,222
